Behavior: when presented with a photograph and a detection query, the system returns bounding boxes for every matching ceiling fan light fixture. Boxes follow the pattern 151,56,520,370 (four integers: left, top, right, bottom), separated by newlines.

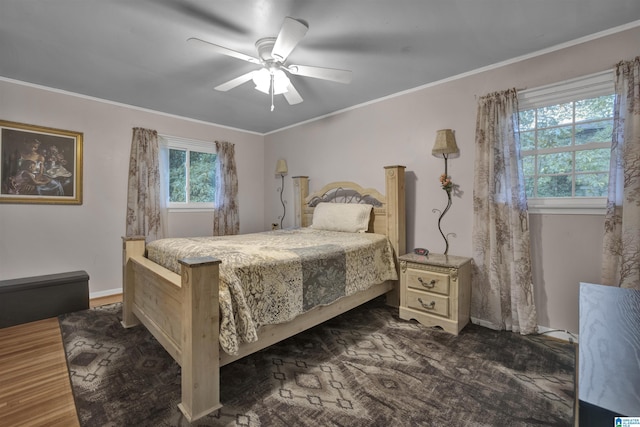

272,69,290,95
252,68,271,94
252,68,290,95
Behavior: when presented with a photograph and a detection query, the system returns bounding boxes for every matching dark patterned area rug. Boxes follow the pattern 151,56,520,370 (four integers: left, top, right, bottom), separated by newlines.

59,298,575,426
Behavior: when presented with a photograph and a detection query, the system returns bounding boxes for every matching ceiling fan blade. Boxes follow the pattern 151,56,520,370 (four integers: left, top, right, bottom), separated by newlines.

283,82,303,105
214,70,255,91
187,37,260,64
271,17,308,62
287,64,352,84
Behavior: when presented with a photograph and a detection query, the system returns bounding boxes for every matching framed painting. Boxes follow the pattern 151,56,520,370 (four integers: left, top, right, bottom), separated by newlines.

0,120,83,204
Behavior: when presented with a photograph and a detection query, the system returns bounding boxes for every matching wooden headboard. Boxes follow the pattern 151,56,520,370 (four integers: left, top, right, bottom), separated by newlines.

292,165,406,258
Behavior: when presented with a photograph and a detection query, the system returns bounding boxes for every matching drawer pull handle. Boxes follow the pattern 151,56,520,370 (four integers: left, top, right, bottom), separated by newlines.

418,298,435,310
418,277,437,288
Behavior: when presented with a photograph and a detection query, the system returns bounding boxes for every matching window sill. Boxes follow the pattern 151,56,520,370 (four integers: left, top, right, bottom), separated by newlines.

168,207,215,213
527,197,606,215
528,206,606,215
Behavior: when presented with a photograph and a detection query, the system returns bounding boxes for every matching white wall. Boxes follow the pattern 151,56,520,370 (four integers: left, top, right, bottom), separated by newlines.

264,25,640,334
0,81,264,295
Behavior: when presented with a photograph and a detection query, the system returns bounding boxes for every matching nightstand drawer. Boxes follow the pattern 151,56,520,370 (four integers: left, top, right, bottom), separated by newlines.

405,269,449,295
405,289,449,317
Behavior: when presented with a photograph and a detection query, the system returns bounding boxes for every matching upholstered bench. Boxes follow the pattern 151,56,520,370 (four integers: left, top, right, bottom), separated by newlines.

0,271,89,328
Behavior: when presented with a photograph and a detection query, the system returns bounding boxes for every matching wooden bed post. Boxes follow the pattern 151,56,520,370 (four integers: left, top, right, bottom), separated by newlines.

384,165,406,307
177,256,223,422
293,175,309,228
121,236,145,328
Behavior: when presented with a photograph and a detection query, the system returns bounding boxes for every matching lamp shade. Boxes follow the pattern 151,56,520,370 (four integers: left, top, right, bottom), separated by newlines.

275,159,288,175
432,129,459,157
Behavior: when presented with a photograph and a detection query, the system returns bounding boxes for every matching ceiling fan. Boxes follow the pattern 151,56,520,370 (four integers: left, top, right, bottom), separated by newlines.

188,17,352,111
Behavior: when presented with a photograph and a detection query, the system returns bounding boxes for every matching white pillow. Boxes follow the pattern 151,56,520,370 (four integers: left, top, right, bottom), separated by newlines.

310,202,373,233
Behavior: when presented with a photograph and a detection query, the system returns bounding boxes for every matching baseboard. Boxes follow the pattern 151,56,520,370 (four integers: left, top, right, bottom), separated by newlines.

471,317,579,344
470,317,499,329
90,288,122,300
537,325,579,344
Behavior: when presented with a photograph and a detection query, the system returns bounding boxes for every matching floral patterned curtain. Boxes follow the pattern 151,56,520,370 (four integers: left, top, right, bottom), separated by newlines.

472,89,537,334
213,140,239,236
125,127,164,241
602,56,640,289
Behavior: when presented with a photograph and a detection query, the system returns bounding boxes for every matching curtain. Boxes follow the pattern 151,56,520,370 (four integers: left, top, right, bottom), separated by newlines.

471,88,537,334
213,140,239,236
125,127,164,241
602,56,640,289
157,136,169,238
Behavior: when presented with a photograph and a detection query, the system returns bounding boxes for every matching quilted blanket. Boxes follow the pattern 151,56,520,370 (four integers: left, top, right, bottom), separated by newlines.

146,228,398,355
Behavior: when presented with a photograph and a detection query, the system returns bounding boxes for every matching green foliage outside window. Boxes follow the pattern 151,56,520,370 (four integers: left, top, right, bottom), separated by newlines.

519,94,614,199
189,151,216,203
169,149,187,202
169,148,216,204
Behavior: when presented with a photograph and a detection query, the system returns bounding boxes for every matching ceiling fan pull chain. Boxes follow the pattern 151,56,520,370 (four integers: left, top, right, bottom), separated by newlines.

270,73,275,111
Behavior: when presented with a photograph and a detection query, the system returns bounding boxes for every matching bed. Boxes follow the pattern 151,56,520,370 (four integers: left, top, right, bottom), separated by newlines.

121,165,406,422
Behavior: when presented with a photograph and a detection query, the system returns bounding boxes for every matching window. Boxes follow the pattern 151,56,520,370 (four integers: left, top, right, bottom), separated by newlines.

517,71,614,214
161,136,217,210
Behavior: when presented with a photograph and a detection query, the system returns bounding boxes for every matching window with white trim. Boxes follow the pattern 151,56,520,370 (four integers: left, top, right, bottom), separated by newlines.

517,71,614,214
161,136,217,210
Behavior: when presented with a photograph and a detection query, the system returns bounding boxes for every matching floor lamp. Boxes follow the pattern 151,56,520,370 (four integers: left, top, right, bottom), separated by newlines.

431,129,459,255
275,159,288,229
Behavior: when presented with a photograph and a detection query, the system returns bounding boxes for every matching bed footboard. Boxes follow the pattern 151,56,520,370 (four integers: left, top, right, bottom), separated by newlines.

122,236,222,422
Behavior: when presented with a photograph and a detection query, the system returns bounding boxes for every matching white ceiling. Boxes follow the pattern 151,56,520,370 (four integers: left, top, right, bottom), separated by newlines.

2,1,640,134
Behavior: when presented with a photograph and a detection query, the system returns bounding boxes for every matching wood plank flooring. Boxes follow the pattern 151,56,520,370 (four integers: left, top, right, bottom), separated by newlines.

0,294,122,427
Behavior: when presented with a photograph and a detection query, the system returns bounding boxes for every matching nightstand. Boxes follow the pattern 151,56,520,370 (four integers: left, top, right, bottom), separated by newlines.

398,253,472,335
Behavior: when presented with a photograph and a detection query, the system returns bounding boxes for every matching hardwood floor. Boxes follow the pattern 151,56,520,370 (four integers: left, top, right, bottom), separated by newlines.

0,294,122,427
89,293,122,308
0,318,79,427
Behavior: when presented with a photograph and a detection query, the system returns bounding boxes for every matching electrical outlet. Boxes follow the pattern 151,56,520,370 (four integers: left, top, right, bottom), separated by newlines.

271,223,278,230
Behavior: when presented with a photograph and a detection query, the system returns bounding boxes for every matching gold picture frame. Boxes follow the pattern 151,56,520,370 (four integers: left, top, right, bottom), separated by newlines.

0,120,83,204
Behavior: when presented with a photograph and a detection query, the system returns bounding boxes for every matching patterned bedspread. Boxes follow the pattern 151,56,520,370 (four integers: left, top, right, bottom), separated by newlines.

146,228,398,355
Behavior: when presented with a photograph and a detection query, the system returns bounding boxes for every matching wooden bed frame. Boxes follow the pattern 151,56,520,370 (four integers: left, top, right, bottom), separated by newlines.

121,165,405,422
